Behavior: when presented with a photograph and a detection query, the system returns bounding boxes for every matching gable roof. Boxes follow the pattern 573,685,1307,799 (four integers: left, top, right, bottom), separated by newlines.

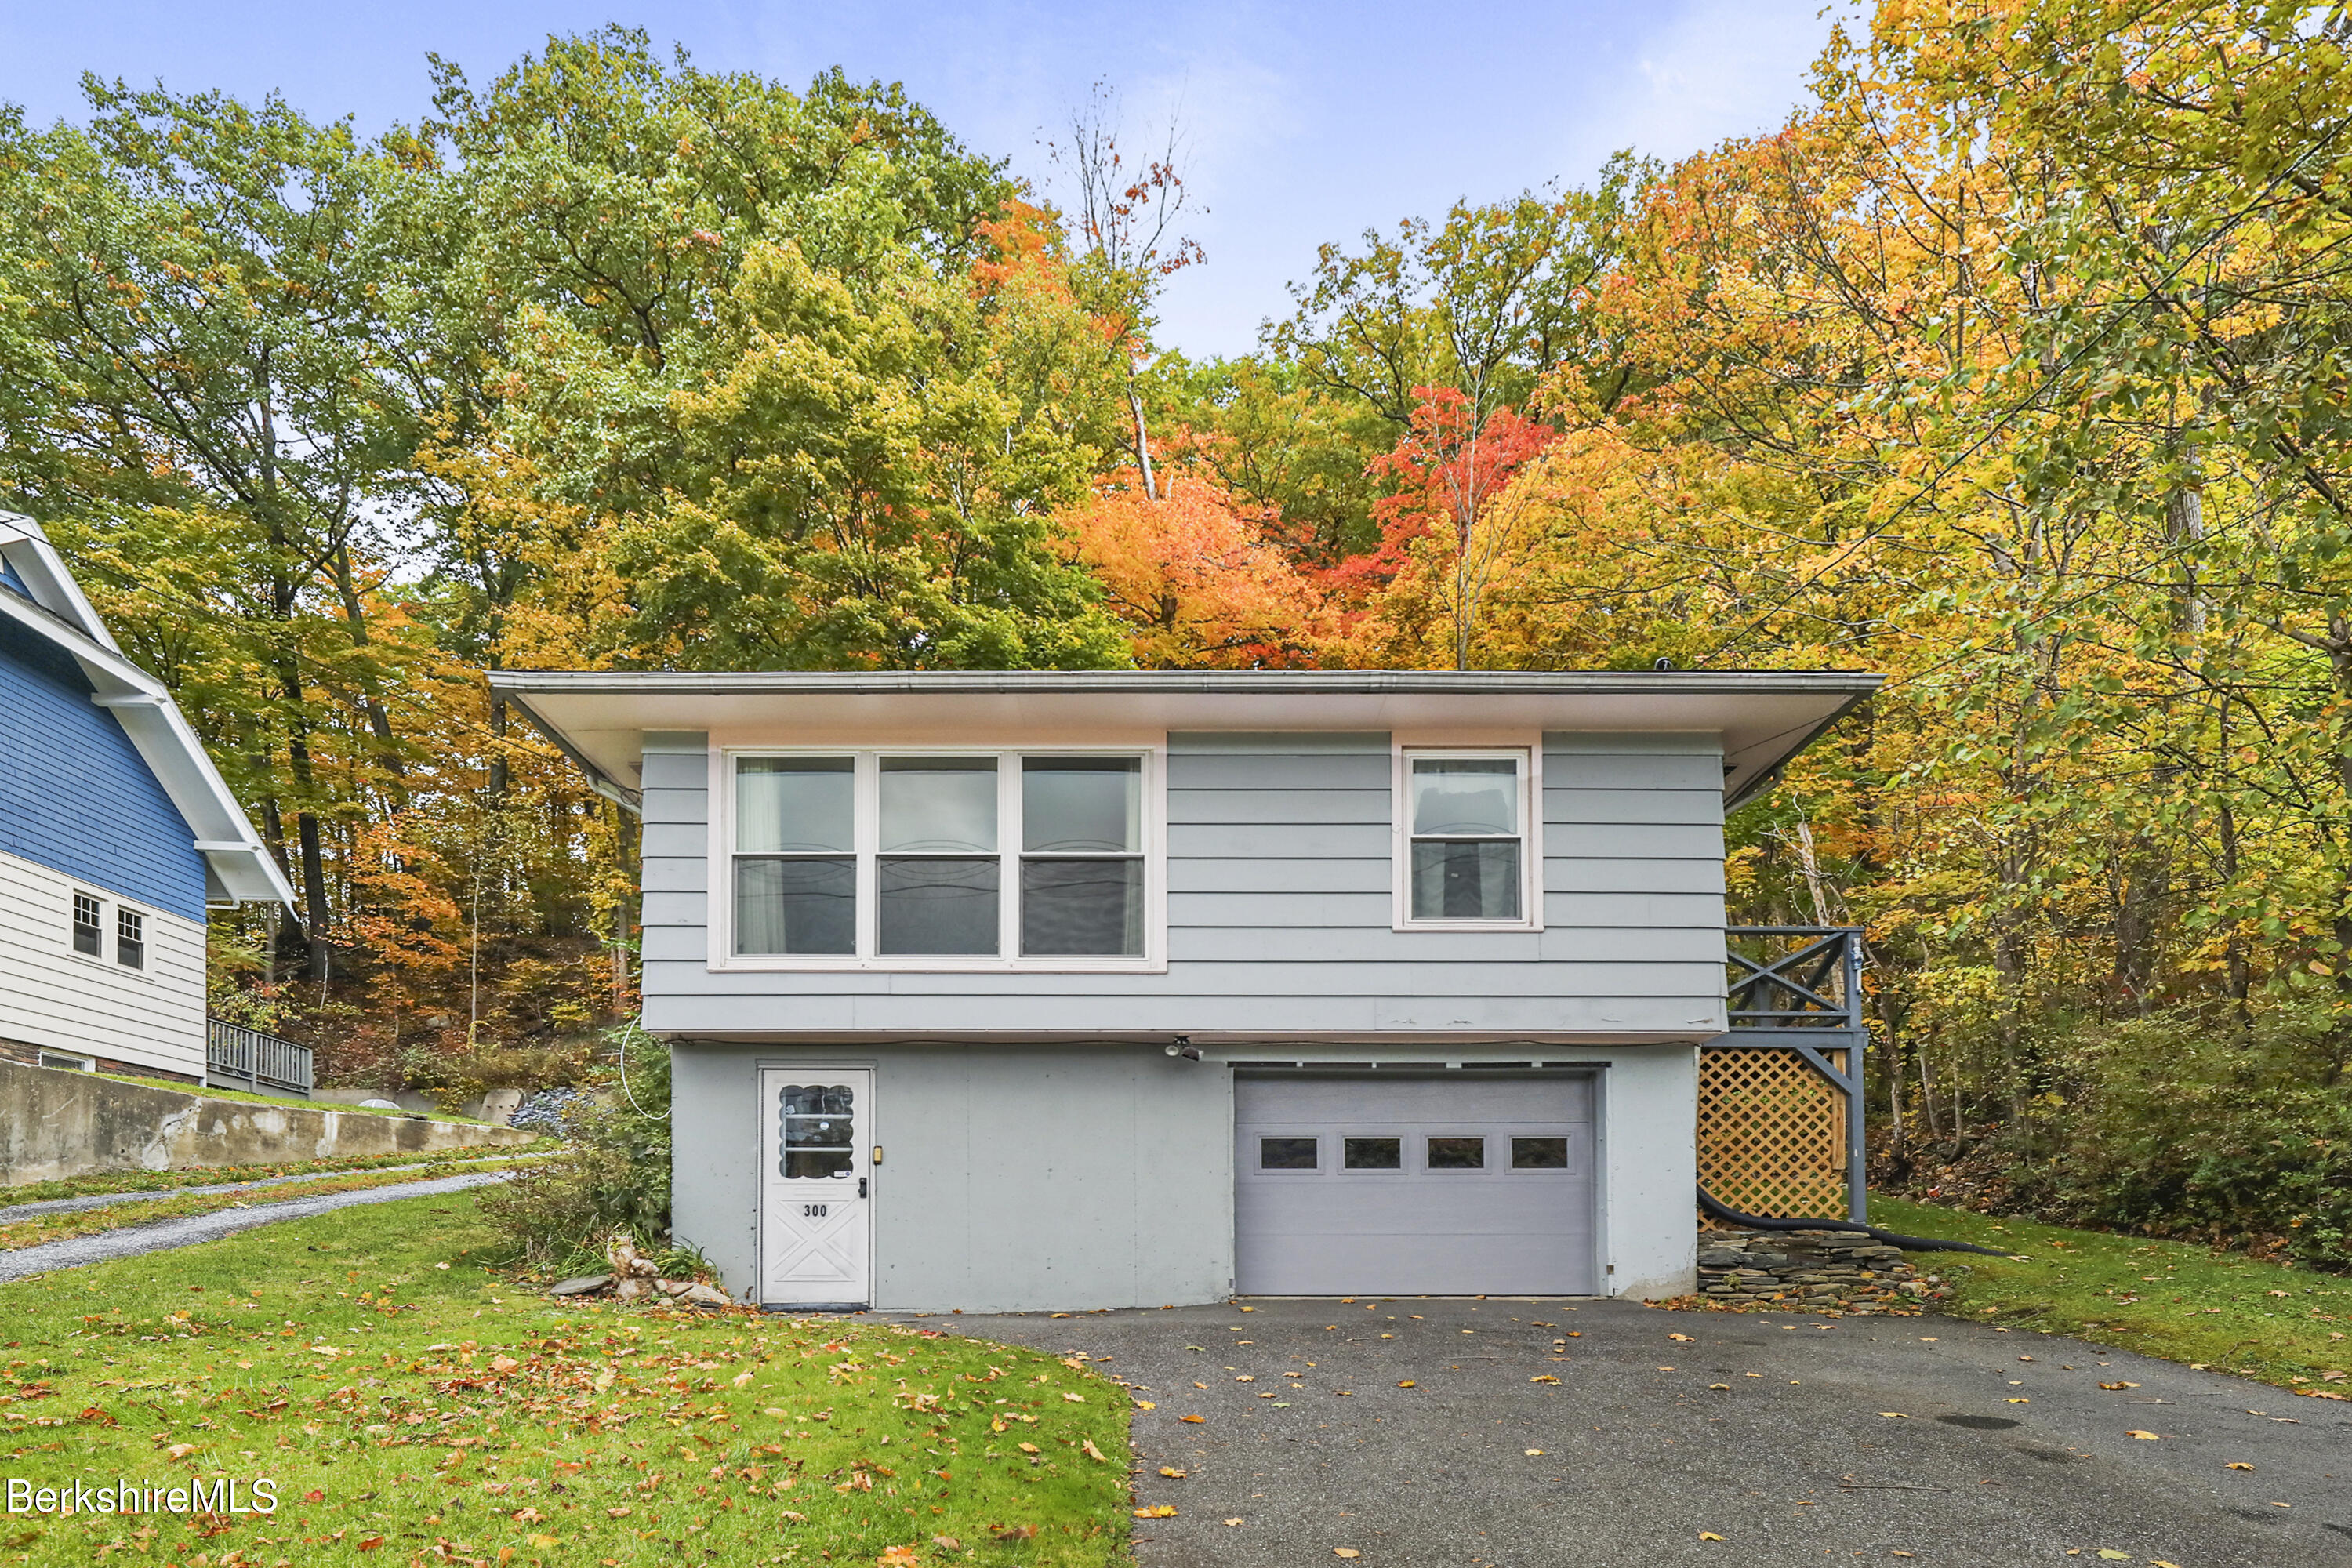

490,667,1882,812
0,512,296,908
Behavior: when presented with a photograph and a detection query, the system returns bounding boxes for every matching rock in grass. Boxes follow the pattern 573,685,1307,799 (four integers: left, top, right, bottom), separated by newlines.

685,1283,731,1308
658,1279,692,1297
549,1275,614,1298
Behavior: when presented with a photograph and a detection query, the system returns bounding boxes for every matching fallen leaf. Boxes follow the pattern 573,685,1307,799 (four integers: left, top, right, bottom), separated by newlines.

2097,1552,2130,1562
1134,1399,1156,1410
2227,1462,2254,1472
993,1525,1037,1542
2127,1429,2161,1440
1081,1439,1109,1463
878,1547,922,1568
1334,1552,1360,1560
358,1537,385,1553
2099,1381,2139,1391
1699,1532,1725,1541
2007,1397,2030,1403
1194,1381,1208,1389
1878,1413,1908,1419
1223,1518,1244,1526
1133,1504,1178,1519
1396,1381,1416,1388
605,1506,630,1518
1531,1375,1559,1385
1524,1449,1544,1457
164,1443,198,1460
764,1406,790,1417
1181,1415,1206,1425
732,1371,754,1387
1017,1442,1040,1455
931,1538,963,1552
1708,1384,1730,1391
1669,1333,1694,1342
301,1490,325,1504
1236,1375,1254,1382
1159,1467,1186,1479
1063,1392,1085,1403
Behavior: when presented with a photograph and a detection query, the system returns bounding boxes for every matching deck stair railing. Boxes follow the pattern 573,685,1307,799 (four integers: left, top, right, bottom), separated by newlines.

1704,927,1868,1223
205,1018,313,1099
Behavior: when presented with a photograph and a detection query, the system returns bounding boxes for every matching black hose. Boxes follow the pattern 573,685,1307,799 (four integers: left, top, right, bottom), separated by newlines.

1697,1186,2013,1258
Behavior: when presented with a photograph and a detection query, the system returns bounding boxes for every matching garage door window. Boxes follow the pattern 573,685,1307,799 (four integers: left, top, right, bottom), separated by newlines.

1511,1136,1570,1169
1259,1136,1319,1170
1342,1136,1402,1170
1426,1136,1486,1169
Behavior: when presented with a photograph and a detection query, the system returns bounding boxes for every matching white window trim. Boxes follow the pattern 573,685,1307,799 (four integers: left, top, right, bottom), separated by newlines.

710,744,1168,973
1391,738,1544,933
67,888,159,982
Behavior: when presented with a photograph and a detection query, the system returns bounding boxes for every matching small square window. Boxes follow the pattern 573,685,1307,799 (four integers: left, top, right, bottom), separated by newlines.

115,908,144,970
1511,1136,1570,1170
1426,1136,1486,1170
1342,1137,1402,1170
1258,1137,1318,1170
71,892,102,956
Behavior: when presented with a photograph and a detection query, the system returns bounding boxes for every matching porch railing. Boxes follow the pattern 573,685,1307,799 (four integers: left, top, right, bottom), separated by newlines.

1706,927,1869,1223
205,1018,313,1099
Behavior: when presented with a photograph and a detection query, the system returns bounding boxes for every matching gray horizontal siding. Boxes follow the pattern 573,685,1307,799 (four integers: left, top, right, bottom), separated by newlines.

637,730,1730,1037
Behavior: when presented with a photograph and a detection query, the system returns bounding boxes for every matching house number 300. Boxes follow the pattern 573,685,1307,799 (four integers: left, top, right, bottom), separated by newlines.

802,1203,828,1218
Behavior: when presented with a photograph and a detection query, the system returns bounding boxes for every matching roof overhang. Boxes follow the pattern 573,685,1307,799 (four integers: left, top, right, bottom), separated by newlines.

488,668,1882,812
0,512,299,909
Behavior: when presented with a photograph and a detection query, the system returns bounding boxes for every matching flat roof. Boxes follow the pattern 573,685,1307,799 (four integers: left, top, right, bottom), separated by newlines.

489,667,1882,811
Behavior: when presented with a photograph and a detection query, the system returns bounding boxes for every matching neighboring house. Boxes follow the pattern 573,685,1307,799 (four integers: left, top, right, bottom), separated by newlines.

0,512,295,1083
495,669,1879,1311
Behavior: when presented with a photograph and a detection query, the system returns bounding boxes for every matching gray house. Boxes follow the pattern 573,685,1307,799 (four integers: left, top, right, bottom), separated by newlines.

495,670,1878,1311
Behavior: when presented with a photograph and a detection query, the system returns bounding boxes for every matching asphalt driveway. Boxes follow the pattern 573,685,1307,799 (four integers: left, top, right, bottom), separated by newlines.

944,1296,2351,1568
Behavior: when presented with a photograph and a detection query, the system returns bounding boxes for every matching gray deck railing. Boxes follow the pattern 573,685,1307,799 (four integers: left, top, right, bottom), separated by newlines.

1715,926,1870,1222
205,1018,313,1098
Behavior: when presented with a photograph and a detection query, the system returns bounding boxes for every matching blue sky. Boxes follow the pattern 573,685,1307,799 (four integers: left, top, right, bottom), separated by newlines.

2,0,1846,357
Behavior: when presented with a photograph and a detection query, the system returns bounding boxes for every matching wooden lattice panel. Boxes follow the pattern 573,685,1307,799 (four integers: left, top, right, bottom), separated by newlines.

1697,1046,1846,1224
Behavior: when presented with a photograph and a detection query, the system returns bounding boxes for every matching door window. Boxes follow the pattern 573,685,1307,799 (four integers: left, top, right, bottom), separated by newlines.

779,1083,856,1179
1258,1136,1319,1170
1425,1135,1486,1170
1342,1137,1402,1170
1511,1136,1570,1169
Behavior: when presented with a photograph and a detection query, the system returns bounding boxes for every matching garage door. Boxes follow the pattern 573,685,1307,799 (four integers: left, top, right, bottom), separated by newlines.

1234,1073,1598,1296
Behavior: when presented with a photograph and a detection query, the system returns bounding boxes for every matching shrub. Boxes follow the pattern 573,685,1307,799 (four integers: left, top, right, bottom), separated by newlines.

476,1025,677,1276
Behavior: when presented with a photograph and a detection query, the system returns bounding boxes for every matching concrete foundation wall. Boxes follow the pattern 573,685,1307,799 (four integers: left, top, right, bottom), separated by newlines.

0,1059,539,1185
670,1039,1698,1311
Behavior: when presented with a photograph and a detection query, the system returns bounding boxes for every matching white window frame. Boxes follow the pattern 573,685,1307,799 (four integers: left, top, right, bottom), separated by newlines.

713,745,1167,973
1392,739,1543,933
66,888,158,980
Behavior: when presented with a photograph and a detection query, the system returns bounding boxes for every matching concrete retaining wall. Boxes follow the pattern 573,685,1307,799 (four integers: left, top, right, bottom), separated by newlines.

0,1058,539,1185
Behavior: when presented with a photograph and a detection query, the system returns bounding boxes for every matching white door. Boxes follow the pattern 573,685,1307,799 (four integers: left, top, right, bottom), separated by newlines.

758,1068,873,1308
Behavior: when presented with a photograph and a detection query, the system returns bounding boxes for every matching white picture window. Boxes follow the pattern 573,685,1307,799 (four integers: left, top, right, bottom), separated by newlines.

1398,748,1536,927
727,750,1156,967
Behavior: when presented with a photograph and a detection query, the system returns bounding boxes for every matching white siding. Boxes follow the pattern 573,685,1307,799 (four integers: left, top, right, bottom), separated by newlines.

0,846,205,1076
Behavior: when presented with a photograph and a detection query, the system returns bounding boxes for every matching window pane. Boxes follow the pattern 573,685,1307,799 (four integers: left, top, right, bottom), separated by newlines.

71,893,101,956
1021,858,1143,956
1410,840,1523,920
778,1083,855,1179
115,909,144,970
1023,757,1141,852
1427,1136,1486,1170
880,757,998,853
879,856,1000,954
1410,757,1518,836
1511,1136,1570,1170
1343,1136,1401,1170
736,857,855,955
1258,1137,1318,1170
738,757,853,853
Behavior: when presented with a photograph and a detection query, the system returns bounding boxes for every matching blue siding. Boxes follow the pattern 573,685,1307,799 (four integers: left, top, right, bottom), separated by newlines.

0,617,205,919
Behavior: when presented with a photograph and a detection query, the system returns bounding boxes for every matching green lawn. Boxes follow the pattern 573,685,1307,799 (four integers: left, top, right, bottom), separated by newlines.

0,1154,559,1251
0,1196,1132,1566
0,1143,562,1209
1875,1196,2352,1396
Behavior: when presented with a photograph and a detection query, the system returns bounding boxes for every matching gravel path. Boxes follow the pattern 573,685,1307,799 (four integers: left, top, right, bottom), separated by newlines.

0,1151,553,1225
0,1170,521,1283
950,1295,2352,1568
